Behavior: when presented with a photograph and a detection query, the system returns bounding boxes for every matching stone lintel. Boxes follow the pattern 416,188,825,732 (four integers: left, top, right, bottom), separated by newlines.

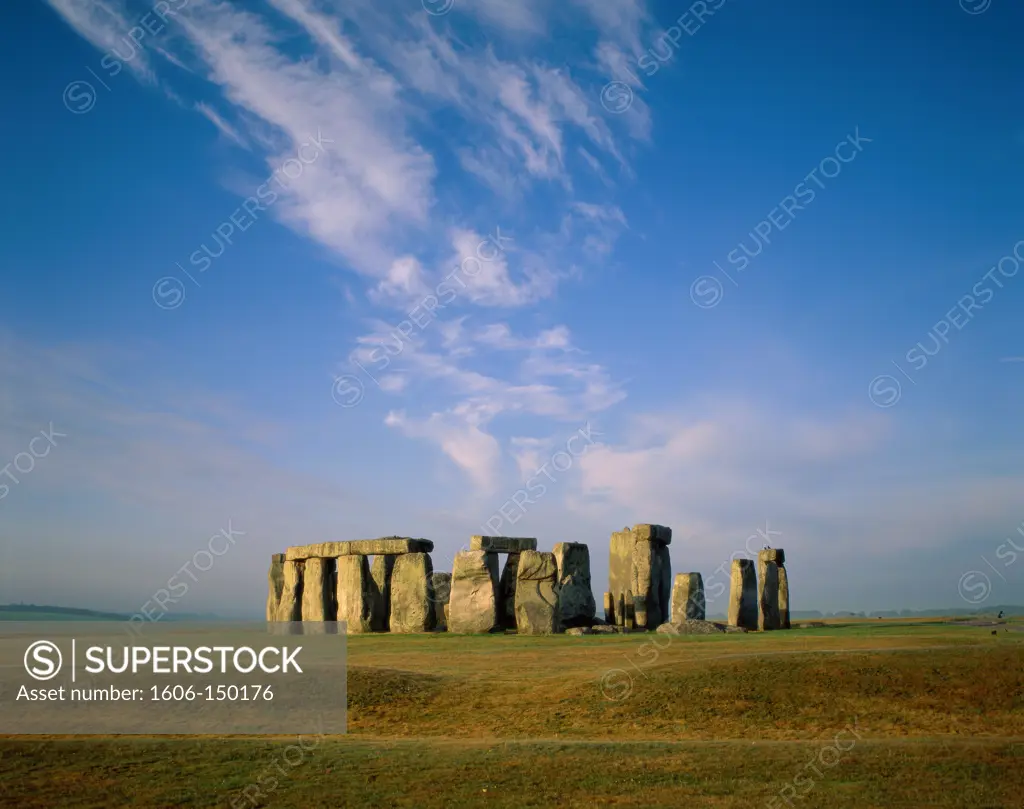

285,538,433,560
631,524,672,545
470,536,538,553
759,547,785,565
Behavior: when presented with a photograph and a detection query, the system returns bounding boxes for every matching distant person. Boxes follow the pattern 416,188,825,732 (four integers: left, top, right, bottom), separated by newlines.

998,610,1004,619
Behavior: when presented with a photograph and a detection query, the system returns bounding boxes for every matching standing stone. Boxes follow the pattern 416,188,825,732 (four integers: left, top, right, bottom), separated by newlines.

390,553,436,633
497,553,521,630
672,573,705,622
758,554,781,631
624,591,636,628
514,550,559,634
728,559,757,629
335,555,374,634
276,559,304,622
657,545,672,625
609,528,634,624
610,524,671,631
553,542,597,628
266,554,285,622
369,555,396,632
301,557,336,632
449,550,499,634
603,591,615,624
778,564,791,629
431,572,451,630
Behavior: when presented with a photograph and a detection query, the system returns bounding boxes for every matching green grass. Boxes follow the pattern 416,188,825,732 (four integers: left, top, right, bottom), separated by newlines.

1,619,1022,807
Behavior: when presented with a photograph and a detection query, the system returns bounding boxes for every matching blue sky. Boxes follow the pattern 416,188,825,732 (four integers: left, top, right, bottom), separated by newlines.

1,0,1023,618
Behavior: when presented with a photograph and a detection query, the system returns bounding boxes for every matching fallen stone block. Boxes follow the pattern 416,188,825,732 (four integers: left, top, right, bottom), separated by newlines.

514,550,559,635
655,620,727,635
390,552,436,633
449,550,499,634
565,627,594,636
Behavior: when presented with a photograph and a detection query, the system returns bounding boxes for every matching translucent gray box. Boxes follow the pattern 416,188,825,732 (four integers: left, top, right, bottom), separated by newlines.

0,622,346,735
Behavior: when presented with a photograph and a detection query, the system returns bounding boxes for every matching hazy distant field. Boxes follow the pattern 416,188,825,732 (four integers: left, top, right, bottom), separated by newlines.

1,618,1022,807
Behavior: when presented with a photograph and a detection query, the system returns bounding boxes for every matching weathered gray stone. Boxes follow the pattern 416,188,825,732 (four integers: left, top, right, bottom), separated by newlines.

266,554,285,622
655,619,726,635
470,536,538,553
565,627,593,636
449,551,499,634
728,559,757,630
553,542,597,628
603,591,614,624
615,592,626,627
760,548,785,565
609,524,672,632
276,559,303,622
497,553,520,630
286,538,433,561
431,572,451,630
335,555,374,634
656,544,672,625
672,573,706,622
369,555,395,632
514,550,559,634
624,591,635,628
758,558,781,631
631,523,672,545
389,553,436,633
591,624,619,634
300,557,336,632
778,564,791,629
631,541,667,628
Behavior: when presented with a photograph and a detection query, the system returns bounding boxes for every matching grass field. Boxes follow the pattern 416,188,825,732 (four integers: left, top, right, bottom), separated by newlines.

2,618,1022,807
